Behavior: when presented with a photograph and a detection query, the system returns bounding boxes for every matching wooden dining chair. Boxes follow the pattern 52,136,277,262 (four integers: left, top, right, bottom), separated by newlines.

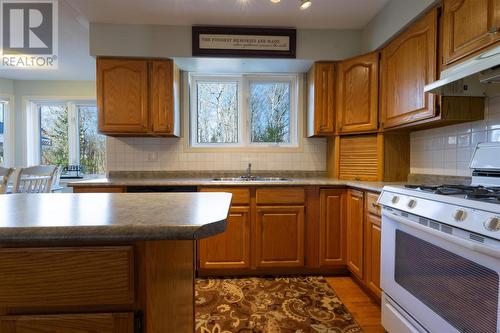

12,166,58,193
0,167,14,194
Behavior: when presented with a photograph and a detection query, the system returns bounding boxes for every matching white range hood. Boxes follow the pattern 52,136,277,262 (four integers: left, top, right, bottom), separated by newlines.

424,45,500,97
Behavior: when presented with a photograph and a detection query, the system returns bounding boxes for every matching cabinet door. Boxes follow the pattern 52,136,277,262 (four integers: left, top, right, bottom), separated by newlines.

0,313,134,333
337,52,379,134
380,9,438,129
254,206,305,268
97,58,149,134
443,0,500,65
346,190,364,280
151,60,176,135
307,62,335,136
199,206,250,269
364,213,382,298
319,189,346,267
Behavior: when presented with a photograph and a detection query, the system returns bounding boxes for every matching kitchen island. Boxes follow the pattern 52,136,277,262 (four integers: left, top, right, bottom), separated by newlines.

0,192,232,333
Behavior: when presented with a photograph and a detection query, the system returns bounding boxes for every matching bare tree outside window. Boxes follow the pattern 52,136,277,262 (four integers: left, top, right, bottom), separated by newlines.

249,82,291,143
196,81,238,144
79,106,106,175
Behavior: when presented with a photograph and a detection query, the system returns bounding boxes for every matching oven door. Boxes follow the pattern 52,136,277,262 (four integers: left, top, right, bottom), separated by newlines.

381,209,500,333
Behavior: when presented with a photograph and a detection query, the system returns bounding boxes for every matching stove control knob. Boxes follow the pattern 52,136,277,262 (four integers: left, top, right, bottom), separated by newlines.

407,199,417,209
484,217,500,232
391,196,400,204
453,210,467,222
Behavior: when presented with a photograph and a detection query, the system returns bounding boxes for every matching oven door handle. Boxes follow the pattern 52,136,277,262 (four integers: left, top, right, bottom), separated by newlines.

382,211,500,260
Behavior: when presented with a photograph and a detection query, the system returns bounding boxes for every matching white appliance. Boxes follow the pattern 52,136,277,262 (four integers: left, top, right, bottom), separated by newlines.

424,45,500,97
378,142,500,333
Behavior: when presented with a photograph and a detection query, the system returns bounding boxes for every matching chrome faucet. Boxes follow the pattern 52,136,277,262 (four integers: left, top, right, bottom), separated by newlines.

245,163,252,179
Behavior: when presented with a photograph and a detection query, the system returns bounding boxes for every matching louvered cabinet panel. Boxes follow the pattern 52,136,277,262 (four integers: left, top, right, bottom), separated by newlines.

338,135,380,181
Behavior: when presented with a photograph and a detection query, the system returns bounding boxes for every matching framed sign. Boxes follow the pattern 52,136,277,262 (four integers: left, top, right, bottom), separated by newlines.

192,26,296,58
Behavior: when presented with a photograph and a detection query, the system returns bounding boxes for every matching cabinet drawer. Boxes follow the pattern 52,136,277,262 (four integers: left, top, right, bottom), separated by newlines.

199,187,250,205
256,188,305,205
0,313,134,333
0,247,134,309
366,192,381,216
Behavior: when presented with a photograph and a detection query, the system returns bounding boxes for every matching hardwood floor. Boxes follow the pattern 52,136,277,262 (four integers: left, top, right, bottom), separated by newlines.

326,276,385,333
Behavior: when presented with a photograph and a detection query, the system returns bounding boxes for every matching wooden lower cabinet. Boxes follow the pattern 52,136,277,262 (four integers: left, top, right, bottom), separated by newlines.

0,313,134,333
319,189,346,266
198,206,250,269
254,206,305,268
346,190,364,280
364,213,382,298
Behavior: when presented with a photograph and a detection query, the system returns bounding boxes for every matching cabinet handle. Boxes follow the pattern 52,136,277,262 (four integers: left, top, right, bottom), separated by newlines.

489,26,498,33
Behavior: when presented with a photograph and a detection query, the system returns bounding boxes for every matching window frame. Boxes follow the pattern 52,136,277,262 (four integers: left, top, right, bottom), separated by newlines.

0,96,14,167
189,73,299,149
26,98,103,174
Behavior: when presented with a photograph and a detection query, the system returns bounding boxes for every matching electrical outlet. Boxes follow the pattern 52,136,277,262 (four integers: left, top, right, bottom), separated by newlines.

146,152,159,162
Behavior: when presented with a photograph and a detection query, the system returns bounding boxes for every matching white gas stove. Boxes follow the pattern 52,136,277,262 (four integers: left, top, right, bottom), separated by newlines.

378,142,500,333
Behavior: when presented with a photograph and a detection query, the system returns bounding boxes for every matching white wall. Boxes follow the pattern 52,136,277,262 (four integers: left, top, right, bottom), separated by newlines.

0,79,96,166
90,24,362,62
360,0,437,52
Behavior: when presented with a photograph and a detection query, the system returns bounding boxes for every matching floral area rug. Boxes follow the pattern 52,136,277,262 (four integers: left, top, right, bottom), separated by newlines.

195,276,363,333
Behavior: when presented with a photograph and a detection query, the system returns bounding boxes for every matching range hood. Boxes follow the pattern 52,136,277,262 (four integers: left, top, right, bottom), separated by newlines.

424,45,500,97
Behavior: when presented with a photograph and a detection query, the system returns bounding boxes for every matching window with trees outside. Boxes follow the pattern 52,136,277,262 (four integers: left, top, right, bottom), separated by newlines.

0,101,5,165
190,74,298,148
39,102,106,175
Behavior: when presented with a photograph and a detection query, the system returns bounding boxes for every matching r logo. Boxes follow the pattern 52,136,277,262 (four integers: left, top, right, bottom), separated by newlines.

1,1,55,55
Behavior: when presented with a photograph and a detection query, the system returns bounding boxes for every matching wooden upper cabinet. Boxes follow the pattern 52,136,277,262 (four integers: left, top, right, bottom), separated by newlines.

346,189,364,280
98,58,149,134
97,57,179,136
336,52,379,134
442,0,500,66
319,189,347,267
199,206,251,270
380,9,438,129
307,62,336,137
254,206,305,268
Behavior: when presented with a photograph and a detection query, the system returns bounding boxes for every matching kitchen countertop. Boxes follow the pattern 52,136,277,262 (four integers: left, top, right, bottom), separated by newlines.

0,192,232,242
68,177,404,193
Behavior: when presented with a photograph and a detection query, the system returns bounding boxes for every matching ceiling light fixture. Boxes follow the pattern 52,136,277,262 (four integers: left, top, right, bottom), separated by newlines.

299,0,312,9
270,0,281,3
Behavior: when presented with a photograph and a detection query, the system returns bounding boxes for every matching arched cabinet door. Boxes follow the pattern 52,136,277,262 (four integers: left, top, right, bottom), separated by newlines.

336,52,379,134
380,9,438,129
97,58,149,134
442,0,500,66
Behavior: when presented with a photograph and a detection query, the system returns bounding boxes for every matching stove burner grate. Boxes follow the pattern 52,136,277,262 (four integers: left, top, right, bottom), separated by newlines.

404,184,500,203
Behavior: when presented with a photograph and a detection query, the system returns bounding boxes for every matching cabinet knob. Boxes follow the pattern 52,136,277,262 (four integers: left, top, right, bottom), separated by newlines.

371,203,377,208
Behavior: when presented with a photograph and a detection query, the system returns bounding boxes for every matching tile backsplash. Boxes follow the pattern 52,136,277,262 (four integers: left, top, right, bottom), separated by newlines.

106,137,327,172
410,96,500,177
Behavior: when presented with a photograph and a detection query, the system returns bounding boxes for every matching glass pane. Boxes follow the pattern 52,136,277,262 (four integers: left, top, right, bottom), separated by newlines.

196,81,238,144
249,81,291,144
395,230,499,333
79,106,106,175
0,102,4,165
40,105,69,167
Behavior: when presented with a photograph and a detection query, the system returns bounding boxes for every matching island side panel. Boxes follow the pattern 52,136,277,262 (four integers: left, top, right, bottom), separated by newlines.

142,240,195,333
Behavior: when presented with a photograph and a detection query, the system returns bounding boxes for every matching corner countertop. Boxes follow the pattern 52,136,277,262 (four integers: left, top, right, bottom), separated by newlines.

68,177,404,193
0,192,232,243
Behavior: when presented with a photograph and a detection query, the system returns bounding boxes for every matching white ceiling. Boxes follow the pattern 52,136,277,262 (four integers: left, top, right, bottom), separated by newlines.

66,0,390,29
0,0,391,81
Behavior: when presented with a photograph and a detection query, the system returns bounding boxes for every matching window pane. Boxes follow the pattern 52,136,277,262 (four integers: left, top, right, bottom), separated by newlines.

250,82,291,144
40,105,69,167
0,102,4,165
196,81,238,144
79,106,106,175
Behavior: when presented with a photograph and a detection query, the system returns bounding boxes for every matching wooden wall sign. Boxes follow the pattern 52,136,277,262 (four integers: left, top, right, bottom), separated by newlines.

192,26,296,58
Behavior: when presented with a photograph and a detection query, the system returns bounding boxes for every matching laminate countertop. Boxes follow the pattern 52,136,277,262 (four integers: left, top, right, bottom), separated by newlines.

68,177,404,193
0,192,232,242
